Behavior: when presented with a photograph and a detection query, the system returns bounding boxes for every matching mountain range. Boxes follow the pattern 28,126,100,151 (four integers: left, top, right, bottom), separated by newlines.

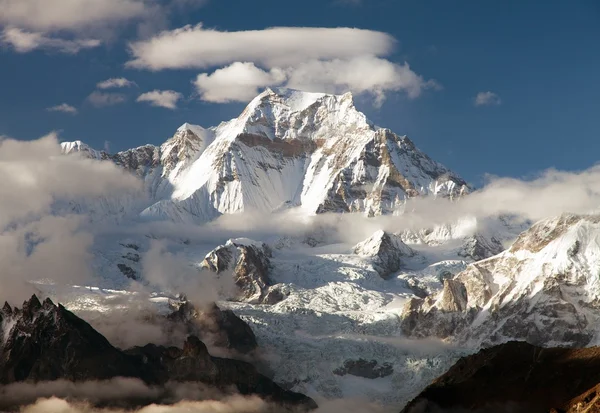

10,87,598,410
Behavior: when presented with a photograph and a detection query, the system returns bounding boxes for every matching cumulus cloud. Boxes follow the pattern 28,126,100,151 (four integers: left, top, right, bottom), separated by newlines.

194,58,437,104
474,91,501,106
0,132,140,302
1,27,100,53
87,91,127,107
97,77,137,89
46,103,78,114
136,90,183,109
285,57,439,103
193,63,286,103
129,24,437,104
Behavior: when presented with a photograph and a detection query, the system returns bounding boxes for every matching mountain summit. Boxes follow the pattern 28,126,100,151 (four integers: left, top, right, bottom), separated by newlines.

62,88,468,223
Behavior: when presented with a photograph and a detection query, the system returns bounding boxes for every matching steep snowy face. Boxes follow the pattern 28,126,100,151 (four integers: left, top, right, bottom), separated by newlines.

146,87,470,222
402,214,600,347
160,123,214,181
60,140,106,160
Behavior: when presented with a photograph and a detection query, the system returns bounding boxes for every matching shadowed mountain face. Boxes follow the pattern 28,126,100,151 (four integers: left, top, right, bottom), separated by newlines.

0,295,316,411
400,341,600,413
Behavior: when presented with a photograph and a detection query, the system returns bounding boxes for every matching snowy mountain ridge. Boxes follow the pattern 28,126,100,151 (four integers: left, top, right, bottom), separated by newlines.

61,87,468,224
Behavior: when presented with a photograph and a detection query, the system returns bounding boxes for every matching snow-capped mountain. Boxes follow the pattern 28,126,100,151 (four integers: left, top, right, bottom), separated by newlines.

55,87,600,410
62,87,468,223
401,213,600,348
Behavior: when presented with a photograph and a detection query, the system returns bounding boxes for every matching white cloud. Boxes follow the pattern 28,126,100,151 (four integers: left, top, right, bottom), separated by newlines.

127,25,396,70
0,0,209,54
130,24,438,105
285,57,440,103
194,62,286,103
0,0,151,32
193,57,438,104
1,27,100,53
87,91,127,107
0,132,140,303
46,103,78,114
97,77,137,89
136,89,183,109
475,91,501,106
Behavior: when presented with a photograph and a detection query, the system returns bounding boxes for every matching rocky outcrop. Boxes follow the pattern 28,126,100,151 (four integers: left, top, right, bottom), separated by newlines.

457,234,504,261
333,359,393,379
202,239,274,303
0,295,315,411
354,230,415,278
401,341,600,413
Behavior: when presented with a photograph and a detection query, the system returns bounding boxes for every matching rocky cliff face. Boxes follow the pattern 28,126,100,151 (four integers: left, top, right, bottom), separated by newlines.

167,300,258,355
0,295,315,411
401,341,600,413
202,238,275,304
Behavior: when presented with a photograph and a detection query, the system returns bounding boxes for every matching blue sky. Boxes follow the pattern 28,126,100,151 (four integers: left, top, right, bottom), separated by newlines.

1,0,599,185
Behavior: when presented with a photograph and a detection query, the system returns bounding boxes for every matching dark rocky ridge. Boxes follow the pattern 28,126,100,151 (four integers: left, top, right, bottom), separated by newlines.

0,295,316,411
167,300,258,355
401,341,600,413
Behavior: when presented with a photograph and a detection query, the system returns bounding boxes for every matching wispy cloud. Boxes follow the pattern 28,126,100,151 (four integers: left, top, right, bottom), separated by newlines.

87,91,127,107
46,103,78,114
97,77,137,89
475,91,501,106
1,27,100,53
136,89,182,109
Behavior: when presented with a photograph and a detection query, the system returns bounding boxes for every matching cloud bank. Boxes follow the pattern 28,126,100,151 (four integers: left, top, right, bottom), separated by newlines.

0,132,140,302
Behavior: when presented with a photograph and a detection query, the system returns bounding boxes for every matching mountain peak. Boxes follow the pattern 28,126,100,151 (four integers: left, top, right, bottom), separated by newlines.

251,87,352,114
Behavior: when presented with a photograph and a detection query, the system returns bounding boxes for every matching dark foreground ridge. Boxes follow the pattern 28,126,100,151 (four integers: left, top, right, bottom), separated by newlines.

401,341,600,413
0,295,316,411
